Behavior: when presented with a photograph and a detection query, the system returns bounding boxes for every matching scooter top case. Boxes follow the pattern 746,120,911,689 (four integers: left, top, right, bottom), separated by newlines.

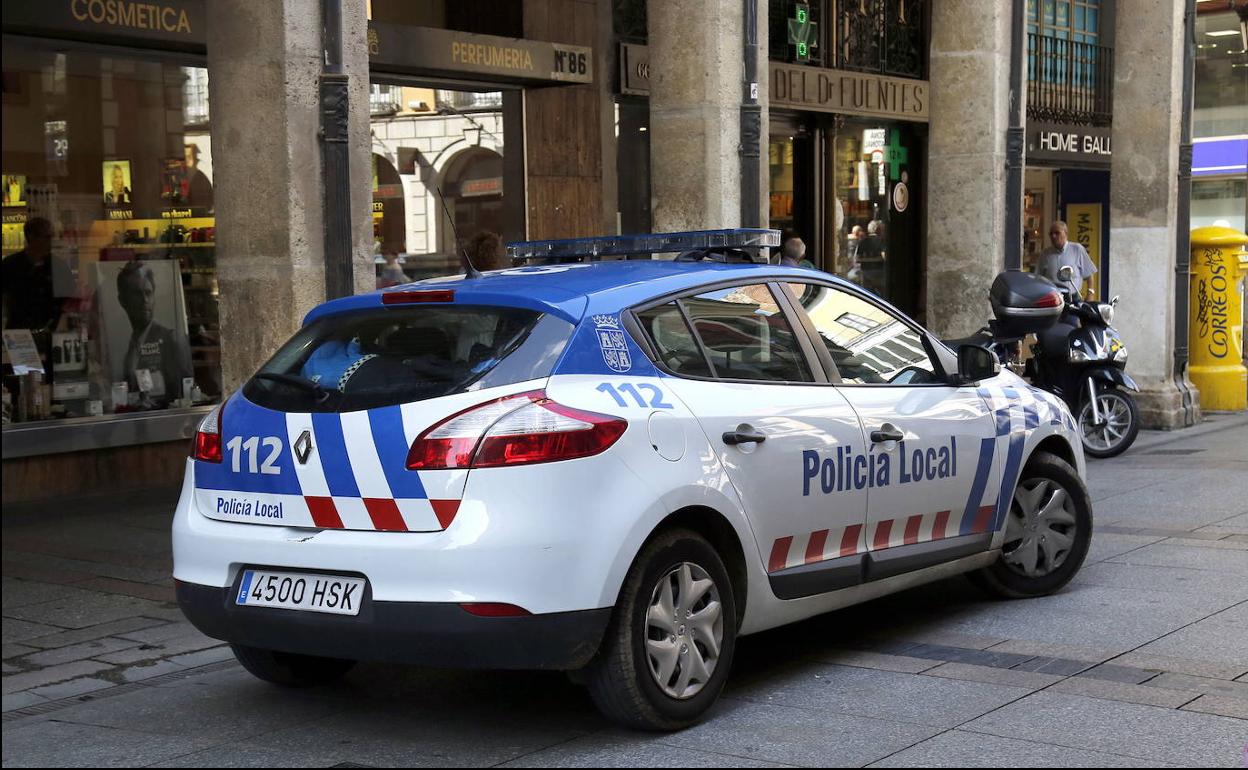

990,269,1064,337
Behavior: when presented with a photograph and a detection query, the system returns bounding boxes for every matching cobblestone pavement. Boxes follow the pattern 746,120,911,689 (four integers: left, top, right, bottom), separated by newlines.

4,414,1247,767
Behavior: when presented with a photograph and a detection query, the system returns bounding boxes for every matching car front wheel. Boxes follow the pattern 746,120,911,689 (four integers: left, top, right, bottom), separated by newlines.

585,529,737,731
969,450,1092,599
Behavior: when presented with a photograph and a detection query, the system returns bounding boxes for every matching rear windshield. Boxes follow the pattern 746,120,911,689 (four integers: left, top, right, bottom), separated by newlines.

243,305,573,413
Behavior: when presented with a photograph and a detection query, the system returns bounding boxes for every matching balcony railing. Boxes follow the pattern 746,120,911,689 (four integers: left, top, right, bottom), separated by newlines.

1028,34,1114,127
369,85,401,116
435,90,504,112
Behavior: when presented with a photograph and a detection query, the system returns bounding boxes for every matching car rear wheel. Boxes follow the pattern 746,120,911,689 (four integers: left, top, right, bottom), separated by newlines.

585,529,737,731
969,450,1092,599
230,643,356,687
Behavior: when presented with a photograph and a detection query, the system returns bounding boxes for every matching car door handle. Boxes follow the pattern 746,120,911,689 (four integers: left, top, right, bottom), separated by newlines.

870,424,904,443
722,429,767,446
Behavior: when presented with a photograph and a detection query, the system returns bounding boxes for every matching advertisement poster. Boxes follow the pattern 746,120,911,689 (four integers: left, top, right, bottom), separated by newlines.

3,174,26,207
92,259,191,405
161,157,189,205
102,160,133,207
1067,203,1102,275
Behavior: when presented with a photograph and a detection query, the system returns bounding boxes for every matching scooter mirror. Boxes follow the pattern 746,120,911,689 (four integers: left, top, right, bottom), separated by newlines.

1058,265,1075,282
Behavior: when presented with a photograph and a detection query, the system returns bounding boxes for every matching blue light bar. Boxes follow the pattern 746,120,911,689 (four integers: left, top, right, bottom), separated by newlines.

506,228,781,262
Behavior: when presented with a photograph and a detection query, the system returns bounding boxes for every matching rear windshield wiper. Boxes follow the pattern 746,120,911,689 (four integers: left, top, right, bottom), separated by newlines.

254,372,330,402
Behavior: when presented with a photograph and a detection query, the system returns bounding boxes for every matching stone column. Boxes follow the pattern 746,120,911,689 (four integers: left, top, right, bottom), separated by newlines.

207,0,372,392
1109,0,1195,429
648,0,747,231
925,1,1013,338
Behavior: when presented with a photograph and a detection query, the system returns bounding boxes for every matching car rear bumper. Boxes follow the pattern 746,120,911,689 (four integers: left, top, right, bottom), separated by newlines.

176,579,611,670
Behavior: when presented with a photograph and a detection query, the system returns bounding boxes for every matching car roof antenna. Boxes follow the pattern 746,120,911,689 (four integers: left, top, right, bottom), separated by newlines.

435,186,483,279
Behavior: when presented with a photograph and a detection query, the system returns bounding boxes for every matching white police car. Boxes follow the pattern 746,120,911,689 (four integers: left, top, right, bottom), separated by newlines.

173,229,1092,730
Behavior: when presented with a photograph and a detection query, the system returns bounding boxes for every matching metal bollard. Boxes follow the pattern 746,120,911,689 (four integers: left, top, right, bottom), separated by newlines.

1189,227,1248,412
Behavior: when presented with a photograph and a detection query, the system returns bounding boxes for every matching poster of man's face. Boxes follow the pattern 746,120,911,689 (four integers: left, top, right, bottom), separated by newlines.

102,161,132,206
93,259,192,406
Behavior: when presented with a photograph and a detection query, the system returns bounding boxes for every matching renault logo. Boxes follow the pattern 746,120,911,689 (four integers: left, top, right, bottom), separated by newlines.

294,430,314,464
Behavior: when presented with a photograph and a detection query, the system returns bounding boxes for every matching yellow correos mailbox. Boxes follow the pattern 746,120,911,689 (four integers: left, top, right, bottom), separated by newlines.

1189,226,1248,411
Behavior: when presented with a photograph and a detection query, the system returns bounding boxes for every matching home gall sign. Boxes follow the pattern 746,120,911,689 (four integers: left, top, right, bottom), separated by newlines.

770,63,928,122
1027,123,1112,166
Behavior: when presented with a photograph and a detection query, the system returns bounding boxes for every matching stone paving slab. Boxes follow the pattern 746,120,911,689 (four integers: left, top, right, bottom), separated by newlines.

498,732,796,768
20,616,171,650
1109,651,1248,682
1,618,67,644
922,661,1064,690
1083,533,1166,565
809,649,942,674
668,697,941,767
962,691,1248,767
3,591,169,630
18,636,143,668
984,638,1118,664
730,663,1031,729
93,632,224,666
1073,560,1248,599
2,577,98,609
1048,676,1196,709
27,675,116,700
1180,694,1248,720
869,728,1184,768
2,643,38,660
71,577,174,603
1130,610,1248,669
1106,542,1248,575
1,659,115,695
0,718,223,768
2,549,170,586
1144,672,1248,700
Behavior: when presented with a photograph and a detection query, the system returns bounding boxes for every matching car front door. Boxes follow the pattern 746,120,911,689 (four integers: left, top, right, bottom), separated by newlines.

778,281,1003,582
633,283,870,598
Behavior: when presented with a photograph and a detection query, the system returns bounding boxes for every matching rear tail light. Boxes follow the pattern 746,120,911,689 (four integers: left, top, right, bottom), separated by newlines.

460,602,531,617
191,401,225,463
1035,291,1062,308
406,390,628,470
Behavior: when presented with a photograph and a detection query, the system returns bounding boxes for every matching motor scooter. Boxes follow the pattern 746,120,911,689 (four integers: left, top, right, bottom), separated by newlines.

949,266,1140,458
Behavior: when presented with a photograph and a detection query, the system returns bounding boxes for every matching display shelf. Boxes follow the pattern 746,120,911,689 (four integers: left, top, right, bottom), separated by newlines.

110,242,215,249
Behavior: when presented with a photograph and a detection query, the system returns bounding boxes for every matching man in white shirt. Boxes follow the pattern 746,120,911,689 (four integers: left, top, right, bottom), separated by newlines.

1034,220,1097,297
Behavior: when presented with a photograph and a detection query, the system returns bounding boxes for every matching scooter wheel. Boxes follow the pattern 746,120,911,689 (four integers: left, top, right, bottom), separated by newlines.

1078,387,1139,459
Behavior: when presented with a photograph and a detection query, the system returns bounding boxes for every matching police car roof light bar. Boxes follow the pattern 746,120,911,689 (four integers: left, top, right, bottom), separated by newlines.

506,228,781,263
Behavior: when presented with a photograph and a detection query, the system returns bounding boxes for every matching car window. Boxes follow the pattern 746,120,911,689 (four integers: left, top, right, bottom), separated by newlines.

635,302,714,378
243,306,572,412
675,284,814,383
782,282,940,385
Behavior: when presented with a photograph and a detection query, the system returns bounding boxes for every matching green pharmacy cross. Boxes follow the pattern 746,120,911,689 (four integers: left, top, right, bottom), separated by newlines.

787,3,818,64
885,129,908,181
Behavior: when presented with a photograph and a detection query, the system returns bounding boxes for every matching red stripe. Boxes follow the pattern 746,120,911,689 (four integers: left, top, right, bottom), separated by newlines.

430,499,461,529
363,498,408,532
305,496,343,529
873,520,894,550
805,530,830,564
769,537,794,573
839,524,862,557
903,514,923,545
933,510,951,540
973,504,996,533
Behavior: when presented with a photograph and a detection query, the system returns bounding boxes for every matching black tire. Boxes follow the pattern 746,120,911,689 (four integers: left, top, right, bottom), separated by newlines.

1079,387,1140,459
969,450,1093,599
230,643,356,687
586,529,737,731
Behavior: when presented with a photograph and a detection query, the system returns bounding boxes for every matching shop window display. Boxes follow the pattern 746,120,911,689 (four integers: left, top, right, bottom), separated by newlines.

1,44,219,425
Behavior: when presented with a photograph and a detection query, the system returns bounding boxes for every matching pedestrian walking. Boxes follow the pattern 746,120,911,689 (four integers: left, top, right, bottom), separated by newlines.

1034,220,1097,296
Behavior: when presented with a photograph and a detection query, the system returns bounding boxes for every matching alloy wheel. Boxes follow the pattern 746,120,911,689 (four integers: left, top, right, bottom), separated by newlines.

1079,391,1133,453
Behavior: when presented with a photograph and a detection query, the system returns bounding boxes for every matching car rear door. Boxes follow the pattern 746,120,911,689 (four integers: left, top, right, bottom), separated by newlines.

778,280,1003,582
633,282,870,598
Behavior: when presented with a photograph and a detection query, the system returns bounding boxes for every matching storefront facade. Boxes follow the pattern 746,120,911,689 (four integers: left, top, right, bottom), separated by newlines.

1022,0,1115,297
1191,4,1246,234
2,0,600,504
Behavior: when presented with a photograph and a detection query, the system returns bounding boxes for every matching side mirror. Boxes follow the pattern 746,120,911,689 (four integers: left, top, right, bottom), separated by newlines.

956,344,1000,385
1058,265,1075,282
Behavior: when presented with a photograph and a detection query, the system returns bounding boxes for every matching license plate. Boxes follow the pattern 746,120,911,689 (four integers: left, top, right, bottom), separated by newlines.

236,570,365,616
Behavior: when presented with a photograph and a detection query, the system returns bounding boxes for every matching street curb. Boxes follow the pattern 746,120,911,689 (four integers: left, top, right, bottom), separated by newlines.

1127,411,1248,453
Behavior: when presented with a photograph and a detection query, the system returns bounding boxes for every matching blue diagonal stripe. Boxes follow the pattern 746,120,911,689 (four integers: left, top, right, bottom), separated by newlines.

959,437,997,536
369,405,427,499
312,412,361,498
994,432,1027,532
